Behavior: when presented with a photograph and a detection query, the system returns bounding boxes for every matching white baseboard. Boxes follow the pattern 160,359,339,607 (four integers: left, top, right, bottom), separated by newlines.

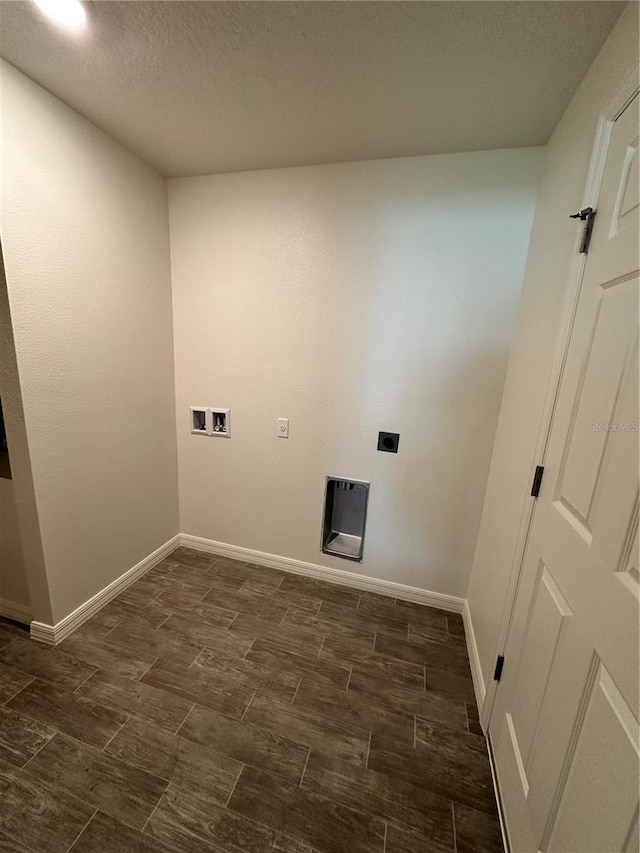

0,598,32,625
180,533,465,613
30,534,180,645
463,598,486,715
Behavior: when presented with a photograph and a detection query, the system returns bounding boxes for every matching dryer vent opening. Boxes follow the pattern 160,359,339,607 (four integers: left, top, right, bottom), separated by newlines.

321,477,370,562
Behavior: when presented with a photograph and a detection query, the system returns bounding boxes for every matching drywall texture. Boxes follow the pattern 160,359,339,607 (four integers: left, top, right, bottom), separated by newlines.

467,3,639,697
0,2,623,176
0,478,30,618
0,243,48,623
0,60,179,624
170,149,542,597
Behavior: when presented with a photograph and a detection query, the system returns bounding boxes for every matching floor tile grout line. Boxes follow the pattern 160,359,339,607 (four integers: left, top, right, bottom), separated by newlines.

173,702,197,735
175,702,197,737
140,787,166,835
100,714,130,753
137,656,159,682
19,724,58,772
298,745,312,789
64,807,99,853
240,691,257,722
289,676,303,707
382,820,388,853
451,800,458,853
1,673,35,706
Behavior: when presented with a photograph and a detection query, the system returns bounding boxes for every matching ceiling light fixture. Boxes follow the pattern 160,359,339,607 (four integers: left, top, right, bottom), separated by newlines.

34,0,86,28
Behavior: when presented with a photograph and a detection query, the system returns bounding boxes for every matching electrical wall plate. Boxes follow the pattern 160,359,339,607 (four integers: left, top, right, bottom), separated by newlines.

190,406,210,435
210,408,230,437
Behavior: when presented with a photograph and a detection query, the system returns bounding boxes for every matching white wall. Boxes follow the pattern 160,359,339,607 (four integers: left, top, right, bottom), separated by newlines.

0,478,30,619
169,149,542,597
0,60,179,624
467,3,639,698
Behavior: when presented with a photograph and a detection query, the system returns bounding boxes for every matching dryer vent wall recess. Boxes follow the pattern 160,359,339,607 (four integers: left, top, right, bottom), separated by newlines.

321,477,370,562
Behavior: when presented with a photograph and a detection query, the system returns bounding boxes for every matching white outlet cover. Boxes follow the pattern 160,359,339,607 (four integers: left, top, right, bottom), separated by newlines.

277,418,289,438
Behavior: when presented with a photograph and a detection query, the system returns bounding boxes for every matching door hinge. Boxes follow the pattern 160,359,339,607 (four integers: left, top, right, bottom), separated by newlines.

493,655,505,682
569,207,597,254
531,465,544,498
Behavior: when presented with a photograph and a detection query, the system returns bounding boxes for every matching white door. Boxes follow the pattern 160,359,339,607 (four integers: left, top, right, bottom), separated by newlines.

490,91,639,853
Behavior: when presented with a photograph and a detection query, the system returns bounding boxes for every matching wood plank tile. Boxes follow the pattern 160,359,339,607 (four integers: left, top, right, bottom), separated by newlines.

75,669,193,733
407,622,459,648
202,589,288,624
384,821,453,853
7,680,127,749
178,703,309,784
243,694,369,766
58,634,155,680
105,717,241,807
374,635,471,677
104,621,202,665
453,802,503,853
317,632,375,664
229,613,324,656
0,661,33,704
0,830,33,852
171,548,216,570
0,759,95,853
116,577,168,608
71,611,123,639
465,702,483,736
100,598,172,630
349,654,425,689
245,638,351,690
71,811,174,853
0,704,55,767
293,679,415,745
0,638,96,691
425,668,476,703
348,670,467,731
368,727,496,816
392,600,452,628
153,578,213,610
146,786,275,853
157,614,243,653
191,647,301,702
318,601,408,639
160,599,237,629
314,581,361,609
283,609,376,643
300,749,454,847
25,733,168,830
0,623,31,649
141,663,253,720
228,765,385,853
356,594,410,625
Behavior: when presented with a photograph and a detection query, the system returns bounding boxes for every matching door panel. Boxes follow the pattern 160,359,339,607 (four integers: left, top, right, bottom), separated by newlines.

490,92,639,852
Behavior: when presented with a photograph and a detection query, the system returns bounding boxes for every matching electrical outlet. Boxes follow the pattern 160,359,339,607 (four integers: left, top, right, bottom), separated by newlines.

277,418,289,438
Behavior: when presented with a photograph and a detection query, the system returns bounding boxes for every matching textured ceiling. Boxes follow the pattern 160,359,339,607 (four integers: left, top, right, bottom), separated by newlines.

0,1,625,177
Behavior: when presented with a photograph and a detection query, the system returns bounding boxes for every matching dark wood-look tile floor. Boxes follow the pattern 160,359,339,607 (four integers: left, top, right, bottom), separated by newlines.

0,548,503,853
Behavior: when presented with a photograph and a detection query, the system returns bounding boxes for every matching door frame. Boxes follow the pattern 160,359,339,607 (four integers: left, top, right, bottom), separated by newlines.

480,64,640,735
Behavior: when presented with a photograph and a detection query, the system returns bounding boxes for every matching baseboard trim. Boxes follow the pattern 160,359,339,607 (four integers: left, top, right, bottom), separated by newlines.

0,598,32,626
463,599,486,714
30,534,180,645
180,534,464,613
